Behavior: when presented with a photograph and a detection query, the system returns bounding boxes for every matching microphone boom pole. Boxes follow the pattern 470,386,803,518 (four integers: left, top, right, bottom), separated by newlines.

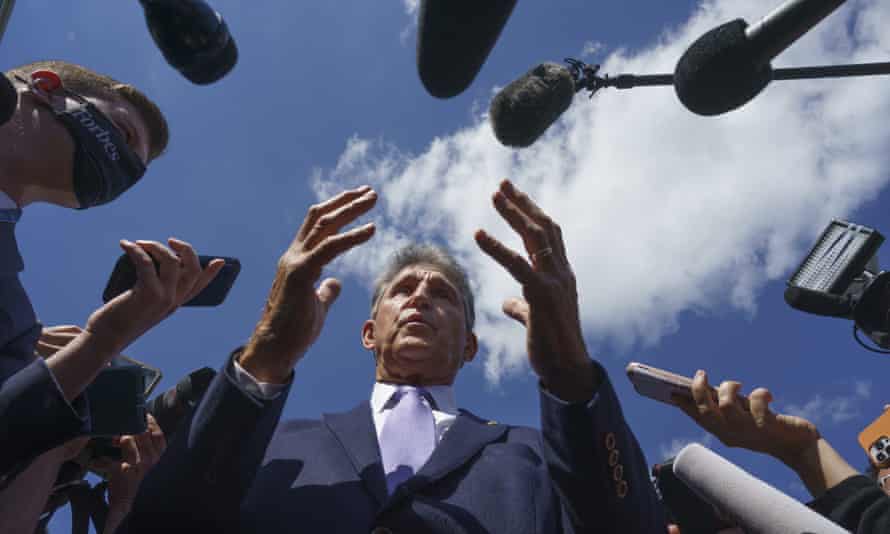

568,58,890,94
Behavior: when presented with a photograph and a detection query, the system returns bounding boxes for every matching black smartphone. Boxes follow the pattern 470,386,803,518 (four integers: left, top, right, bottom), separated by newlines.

102,253,241,306
86,365,148,437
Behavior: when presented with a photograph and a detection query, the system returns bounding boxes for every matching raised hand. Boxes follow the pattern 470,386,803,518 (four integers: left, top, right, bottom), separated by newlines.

239,185,377,383
85,238,223,353
45,239,222,401
475,179,596,402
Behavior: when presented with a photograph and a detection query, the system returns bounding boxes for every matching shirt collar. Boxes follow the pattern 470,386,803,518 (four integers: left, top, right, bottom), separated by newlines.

0,190,18,211
371,381,458,416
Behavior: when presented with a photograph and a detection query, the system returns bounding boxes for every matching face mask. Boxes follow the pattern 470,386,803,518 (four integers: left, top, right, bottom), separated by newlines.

17,74,147,209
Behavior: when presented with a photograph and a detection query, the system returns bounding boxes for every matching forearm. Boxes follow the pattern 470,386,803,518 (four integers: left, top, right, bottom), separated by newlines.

239,271,308,384
0,450,63,534
781,438,859,499
540,363,666,533
44,329,123,401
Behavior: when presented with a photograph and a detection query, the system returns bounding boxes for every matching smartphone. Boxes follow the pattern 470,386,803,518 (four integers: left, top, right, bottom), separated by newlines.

626,362,695,405
102,253,241,306
85,365,148,437
859,410,890,468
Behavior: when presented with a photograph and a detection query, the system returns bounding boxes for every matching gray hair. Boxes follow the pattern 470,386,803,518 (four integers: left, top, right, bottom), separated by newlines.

370,243,475,331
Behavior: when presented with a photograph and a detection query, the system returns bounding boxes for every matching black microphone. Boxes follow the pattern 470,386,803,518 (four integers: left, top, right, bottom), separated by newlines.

675,0,847,115
146,367,216,437
489,62,576,148
0,73,16,126
139,0,238,85
417,0,517,99
783,286,853,317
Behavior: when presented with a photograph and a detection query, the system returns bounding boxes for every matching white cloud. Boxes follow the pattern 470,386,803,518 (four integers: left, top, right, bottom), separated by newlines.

658,434,716,460
402,0,419,16
579,40,605,59
399,0,420,45
317,0,890,383
783,380,872,424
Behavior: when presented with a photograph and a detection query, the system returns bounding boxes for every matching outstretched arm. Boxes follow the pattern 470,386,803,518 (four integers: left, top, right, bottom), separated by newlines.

476,179,666,533
121,186,378,533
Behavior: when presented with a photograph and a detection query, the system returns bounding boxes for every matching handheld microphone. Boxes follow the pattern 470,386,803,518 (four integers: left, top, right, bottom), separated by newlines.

674,0,848,115
673,443,849,534
417,0,517,99
139,0,238,85
0,73,16,126
147,367,216,437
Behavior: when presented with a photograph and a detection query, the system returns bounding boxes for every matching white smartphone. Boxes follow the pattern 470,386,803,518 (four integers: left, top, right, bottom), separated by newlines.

626,362,695,405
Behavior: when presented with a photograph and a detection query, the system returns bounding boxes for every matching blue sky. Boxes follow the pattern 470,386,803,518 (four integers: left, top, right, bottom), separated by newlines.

4,0,890,530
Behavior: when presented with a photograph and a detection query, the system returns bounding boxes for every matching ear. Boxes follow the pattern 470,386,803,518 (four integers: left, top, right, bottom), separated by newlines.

361,319,376,351
461,332,478,364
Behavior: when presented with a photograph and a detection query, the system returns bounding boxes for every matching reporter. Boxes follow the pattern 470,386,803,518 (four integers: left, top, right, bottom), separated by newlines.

2,323,170,533
673,371,890,534
0,59,223,480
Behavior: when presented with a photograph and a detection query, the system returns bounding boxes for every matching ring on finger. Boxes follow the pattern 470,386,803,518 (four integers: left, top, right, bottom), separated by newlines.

531,247,554,263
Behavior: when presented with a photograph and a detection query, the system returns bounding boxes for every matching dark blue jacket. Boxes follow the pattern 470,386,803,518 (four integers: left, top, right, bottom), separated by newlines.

0,219,88,481
123,356,666,533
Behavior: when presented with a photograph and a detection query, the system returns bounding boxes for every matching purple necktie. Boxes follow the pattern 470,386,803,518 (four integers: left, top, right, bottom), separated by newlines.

379,386,436,494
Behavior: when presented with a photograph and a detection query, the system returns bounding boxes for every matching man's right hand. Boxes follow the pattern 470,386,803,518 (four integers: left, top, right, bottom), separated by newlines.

238,186,377,384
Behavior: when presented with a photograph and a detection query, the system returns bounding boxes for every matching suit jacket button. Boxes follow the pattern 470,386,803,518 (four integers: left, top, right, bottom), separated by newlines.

616,479,628,498
612,464,624,482
371,528,393,534
604,432,616,450
608,449,619,467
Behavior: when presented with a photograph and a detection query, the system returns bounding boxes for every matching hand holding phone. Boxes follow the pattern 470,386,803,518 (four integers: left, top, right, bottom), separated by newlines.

103,249,240,307
626,362,697,405
859,410,890,468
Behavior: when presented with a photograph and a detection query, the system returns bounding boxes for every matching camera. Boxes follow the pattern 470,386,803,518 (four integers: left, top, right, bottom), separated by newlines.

870,436,890,468
784,219,890,352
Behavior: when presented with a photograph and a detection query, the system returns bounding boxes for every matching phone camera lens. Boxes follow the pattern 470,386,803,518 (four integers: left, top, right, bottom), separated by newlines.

878,452,887,462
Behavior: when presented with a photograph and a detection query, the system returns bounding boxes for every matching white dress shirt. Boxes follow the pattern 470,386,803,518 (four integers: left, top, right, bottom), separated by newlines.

232,360,460,445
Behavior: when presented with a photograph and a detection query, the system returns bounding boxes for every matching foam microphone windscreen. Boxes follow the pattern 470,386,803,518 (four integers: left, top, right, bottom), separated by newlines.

140,0,238,85
417,0,517,99
673,443,849,534
674,19,773,116
783,287,853,318
489,62,575,148
0,73,16,127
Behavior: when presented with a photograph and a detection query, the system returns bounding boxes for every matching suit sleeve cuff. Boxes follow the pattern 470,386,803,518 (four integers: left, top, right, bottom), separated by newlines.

231,358,287,400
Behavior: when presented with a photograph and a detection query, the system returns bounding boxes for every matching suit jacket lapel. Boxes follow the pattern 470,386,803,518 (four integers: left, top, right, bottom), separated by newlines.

379,410,507,514
323,402,389,506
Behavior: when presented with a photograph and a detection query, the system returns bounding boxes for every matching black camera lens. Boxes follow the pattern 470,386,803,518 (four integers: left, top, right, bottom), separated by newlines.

877,452,887,462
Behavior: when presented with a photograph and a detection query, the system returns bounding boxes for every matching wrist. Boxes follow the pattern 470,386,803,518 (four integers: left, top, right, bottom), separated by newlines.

541,359,601,403
237,343,294,385
774,436,822,474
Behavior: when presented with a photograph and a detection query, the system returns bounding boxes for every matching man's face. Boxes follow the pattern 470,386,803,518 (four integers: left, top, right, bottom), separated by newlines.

362,264,477,386
0,79,150,207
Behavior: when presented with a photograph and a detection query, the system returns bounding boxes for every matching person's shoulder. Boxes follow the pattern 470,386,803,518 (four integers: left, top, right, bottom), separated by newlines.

459,408,541,444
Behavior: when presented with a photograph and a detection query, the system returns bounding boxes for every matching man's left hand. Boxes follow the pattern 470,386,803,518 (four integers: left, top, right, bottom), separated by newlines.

476,179,597,402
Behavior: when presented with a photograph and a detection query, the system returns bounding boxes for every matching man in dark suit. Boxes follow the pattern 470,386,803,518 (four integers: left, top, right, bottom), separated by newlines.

123,179,667,533
0,60,222,482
